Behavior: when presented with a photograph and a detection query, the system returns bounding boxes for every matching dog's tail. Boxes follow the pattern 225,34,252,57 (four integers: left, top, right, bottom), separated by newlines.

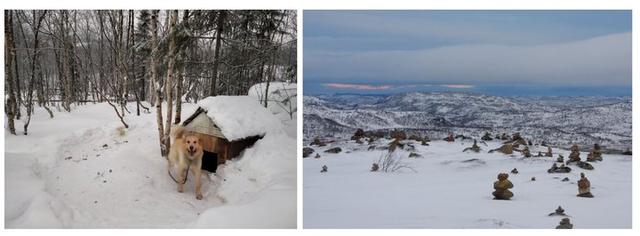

170,125,186,143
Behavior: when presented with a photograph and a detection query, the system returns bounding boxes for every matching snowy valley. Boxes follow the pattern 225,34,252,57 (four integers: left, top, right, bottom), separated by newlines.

304,92,631,152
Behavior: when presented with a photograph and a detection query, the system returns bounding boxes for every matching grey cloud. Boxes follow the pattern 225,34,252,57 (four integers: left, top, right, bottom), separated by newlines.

305,32,631,86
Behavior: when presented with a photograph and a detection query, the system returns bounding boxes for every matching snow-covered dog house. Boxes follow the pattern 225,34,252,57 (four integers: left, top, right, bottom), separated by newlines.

181,96,282,169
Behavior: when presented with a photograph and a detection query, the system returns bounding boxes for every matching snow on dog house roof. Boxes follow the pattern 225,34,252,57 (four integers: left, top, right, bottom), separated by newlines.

183,96,282,141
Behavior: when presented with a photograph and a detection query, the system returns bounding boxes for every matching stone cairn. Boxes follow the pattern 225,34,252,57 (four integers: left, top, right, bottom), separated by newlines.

444,132,455,142
548,206,567,216
481,132,493,141
556,218,573,229
492,173,514,200
586,143,603,162
463,140,481,153
577,172,593,198
567,144,581,164
522,146,532,157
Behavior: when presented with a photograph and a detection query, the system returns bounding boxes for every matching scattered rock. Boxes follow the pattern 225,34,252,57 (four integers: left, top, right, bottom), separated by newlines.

311,137,327,147
102,144,109,148
511,168,519,174
370,163,379,172
408,134,423,142
303,147,315,158
408,152,422,158
324,147,342,154
390,130,407,140
562,177,570,182
314,153,321,159
320,165,328,173
351,128,365,141
367,145,376,151
556,154,564,163
576,161,594,170
531,177,536,181
461,158,485,164
64,156,72,160
462,140,481,153
548,163,571,173
489,143,513,155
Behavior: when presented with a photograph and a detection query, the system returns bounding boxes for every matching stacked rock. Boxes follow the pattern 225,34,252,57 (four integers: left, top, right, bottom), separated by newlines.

577,172,594,198
492,173,514,200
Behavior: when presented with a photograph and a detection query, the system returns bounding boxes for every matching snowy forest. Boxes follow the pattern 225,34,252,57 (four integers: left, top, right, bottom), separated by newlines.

4,10,297,144
5,10,297,228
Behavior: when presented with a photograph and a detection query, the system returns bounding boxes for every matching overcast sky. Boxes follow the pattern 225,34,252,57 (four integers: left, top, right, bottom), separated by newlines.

304,11,631,95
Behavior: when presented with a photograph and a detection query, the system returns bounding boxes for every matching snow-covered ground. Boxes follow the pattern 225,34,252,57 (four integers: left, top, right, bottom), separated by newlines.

5,100,296,228
303,138,631,229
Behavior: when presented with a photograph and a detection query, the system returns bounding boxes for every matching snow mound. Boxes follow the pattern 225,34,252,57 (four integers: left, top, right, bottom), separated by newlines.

197,96,283,141
193,133,297,228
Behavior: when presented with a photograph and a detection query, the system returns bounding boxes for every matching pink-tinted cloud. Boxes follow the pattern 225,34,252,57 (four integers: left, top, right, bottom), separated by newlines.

324,83,392,90
441,84,475,89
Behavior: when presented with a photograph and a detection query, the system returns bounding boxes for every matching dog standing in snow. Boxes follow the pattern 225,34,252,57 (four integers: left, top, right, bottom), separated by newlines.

168,125,205,200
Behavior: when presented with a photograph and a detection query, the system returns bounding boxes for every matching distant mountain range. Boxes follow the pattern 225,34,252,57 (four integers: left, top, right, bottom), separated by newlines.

304,92,631,152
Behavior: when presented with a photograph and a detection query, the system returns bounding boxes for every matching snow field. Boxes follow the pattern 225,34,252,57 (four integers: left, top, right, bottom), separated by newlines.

303,138,631,228
5,99,296,228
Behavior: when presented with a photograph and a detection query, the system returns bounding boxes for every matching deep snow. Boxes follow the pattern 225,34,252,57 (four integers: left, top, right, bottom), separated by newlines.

197,96,284,141
5,99,296,228
303,138,631,229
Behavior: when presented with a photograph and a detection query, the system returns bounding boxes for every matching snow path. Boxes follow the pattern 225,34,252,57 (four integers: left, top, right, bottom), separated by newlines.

303,139,631,229
6,102,296,228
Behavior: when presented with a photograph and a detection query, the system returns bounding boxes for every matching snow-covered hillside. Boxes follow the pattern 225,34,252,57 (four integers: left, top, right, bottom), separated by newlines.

304,92,631,151
303,138,631,228
5,100,296,228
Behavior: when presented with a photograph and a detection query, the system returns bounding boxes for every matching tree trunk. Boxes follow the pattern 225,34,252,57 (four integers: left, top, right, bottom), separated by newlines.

208,10,226,96
164,10,178,154
23,10,47,135
5,10,17,135
174,10,189,124
150,10,166,156
61,11,73,112
98,11,105,102
11,12,22,120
